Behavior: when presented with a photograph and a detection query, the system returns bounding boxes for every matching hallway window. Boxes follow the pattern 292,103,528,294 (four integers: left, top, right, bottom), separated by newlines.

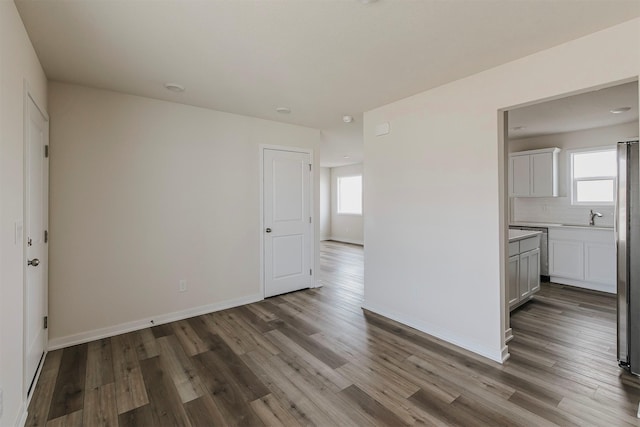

337,175,362,215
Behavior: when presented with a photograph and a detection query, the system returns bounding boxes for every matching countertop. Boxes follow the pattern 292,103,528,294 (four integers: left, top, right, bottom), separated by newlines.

510,221,613,231
509,229,542,242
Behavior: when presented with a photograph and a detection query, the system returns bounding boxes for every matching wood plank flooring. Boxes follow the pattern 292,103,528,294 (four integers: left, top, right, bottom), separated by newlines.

27,240,640,426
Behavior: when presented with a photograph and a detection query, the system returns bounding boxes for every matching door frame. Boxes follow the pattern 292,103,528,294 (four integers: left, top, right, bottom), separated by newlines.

23,81,49,399
259,144,315,298
499,76,639,362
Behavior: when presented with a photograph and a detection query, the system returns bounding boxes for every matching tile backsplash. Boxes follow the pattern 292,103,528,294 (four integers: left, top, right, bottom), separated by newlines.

511,197,614,227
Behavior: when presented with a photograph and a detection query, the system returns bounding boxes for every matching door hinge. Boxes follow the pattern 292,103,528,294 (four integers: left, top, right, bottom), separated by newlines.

309,217,312,223
44,145,49,158
310,269,312,276
43,316,48,329
44,230,48,243
309,164,312,171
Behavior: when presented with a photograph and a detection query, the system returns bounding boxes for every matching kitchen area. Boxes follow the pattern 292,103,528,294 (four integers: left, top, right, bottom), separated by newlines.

506,81,639,315
508,219,616,309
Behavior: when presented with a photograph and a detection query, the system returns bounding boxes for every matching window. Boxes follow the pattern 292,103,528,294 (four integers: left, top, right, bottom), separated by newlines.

337,175,362,215
570,147,617,205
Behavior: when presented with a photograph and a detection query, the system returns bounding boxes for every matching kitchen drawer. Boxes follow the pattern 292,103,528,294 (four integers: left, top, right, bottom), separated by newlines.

520,236,540,253
508,241,520,257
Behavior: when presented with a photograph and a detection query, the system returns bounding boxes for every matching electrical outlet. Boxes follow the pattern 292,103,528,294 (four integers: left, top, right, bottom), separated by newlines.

179,280,187,292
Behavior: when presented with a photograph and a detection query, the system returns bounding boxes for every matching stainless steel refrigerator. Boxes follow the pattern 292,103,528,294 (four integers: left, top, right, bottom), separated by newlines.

617,139,640,375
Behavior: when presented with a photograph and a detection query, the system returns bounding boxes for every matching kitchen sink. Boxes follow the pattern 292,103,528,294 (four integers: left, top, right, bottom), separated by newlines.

560,224,613,230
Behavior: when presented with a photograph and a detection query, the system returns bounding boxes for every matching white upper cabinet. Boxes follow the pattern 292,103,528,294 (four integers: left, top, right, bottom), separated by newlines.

510,155,530,196
509,148,560,197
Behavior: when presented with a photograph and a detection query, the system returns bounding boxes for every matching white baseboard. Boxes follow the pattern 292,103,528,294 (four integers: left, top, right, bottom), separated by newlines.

361,300,503,364
329,237,364,246
16,402,27,427
501,345,511,363
550,277,615,294
504,328,513,362
15,348,45,427
505,328,514,344
48,293,263,350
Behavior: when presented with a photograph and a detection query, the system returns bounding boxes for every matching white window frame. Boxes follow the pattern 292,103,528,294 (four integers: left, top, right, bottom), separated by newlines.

568,146,617,206
336,175,363,215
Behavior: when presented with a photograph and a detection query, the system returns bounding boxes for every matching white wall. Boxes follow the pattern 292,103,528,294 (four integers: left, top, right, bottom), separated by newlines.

509,121,639,226
363,19,639,363
0,3,48,426
48,82,320,348
330,163,364,245
320,167,331,240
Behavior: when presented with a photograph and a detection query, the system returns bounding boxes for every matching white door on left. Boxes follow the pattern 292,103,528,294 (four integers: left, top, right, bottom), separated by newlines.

25,93,49,394
263,148,312,298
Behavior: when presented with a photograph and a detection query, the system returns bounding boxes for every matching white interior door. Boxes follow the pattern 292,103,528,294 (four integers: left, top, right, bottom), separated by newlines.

25,94,48,394
263,148,312,298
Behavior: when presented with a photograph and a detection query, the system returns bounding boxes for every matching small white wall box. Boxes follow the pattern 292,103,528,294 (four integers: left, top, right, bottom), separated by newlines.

375,122,390,136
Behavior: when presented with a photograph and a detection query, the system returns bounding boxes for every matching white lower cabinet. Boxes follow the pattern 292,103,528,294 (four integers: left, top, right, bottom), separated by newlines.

526,248,541,295
513,248,540,306
549,239,584,280
585,242,616,285
508,255,520,307
548,227,615,293
509,237,541,310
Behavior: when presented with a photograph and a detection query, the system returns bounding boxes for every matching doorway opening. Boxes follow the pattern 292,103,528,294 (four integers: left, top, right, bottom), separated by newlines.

319,164,364,246
502,80,639,379
318,163,364,292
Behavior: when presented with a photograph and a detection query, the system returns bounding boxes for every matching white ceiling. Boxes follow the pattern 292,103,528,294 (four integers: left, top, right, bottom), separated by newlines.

509,81,639,140
15,0,640,167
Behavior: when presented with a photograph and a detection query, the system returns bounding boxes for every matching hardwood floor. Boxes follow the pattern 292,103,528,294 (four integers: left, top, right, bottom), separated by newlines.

27,240,640,426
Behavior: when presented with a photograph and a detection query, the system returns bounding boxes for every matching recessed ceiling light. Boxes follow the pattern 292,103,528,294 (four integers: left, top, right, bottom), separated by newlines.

359,0,378,4
511,126,525,131
164,83,185,93
610,107,631,114
343,155,350,159
276,107,291,114
343,115,354,123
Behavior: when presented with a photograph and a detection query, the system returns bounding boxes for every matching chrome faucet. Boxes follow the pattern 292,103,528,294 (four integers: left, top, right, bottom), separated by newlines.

590,209,603,226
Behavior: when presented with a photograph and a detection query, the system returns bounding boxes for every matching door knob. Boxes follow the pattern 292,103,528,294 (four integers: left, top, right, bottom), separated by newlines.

28,258,40,267
265,228,272,233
